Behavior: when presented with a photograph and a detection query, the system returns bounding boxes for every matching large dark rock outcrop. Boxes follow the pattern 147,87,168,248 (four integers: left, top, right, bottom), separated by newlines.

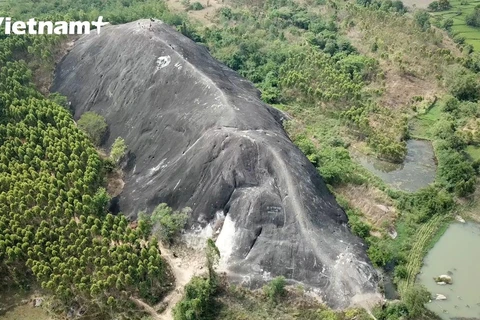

52,20,380,308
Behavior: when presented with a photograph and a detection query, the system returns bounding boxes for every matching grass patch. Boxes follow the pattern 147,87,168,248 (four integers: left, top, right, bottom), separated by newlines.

214,284,371,320
410,102,442,139
398,214,449,294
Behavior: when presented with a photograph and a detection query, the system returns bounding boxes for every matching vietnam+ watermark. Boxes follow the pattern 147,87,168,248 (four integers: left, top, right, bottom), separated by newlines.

0,17,108,35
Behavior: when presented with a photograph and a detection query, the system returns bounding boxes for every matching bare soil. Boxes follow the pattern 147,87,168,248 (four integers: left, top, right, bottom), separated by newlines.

136,242,207,320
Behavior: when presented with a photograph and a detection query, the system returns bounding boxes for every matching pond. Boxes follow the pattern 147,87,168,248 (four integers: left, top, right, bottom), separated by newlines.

418,222,480,319
352,139,436,192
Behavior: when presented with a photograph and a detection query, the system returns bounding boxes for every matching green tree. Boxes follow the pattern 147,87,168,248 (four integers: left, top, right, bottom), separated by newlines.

445,65,480,101
150,204,190,243
466,5,480,27
263,276,286,304
403,285,430,318
110,137,127,164
414,10,431,31
77,111,108,146
206,239,220,283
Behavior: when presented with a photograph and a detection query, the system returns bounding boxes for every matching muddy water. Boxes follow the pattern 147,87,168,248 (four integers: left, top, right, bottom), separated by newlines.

353,139,436,192
418,222,480,319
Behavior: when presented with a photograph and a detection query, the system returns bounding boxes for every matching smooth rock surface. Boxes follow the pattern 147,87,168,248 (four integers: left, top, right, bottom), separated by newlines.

52,19,379,308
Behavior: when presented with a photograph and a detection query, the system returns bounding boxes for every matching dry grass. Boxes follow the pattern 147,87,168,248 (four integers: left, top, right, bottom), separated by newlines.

107,169,125,198
166,0,225,26
336,184,397,230
344,7,461,109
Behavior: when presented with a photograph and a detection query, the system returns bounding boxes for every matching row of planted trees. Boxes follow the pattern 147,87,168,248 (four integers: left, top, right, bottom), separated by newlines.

0,29,173,320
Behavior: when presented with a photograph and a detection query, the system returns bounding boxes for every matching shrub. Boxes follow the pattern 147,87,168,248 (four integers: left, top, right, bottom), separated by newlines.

439,95,459,113
466,5,480,27
173,276,215,320
77,111,108,146
428,0,450,11
190,2,204,10
150,203,190,243
346,210,371,239
445,65,480,101
263,276,286,303
103,158,116,173
394,265,408,281
442,18,454,30
403,285,430,318
414,10,431,31
373,301,408,320
367,239,393,267
110,137,127,164
437,149,476,196
398,186,454,223
48,92,69,111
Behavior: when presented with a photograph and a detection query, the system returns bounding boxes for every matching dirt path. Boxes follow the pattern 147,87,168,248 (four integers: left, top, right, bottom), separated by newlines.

156,242,206,320
129,243,205,320
130,297,163,320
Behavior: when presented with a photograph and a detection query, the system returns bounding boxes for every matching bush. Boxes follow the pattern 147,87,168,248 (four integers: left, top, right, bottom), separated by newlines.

414,10,431,31
346,210,371,239
437,149,476,196
398,186,454,223
428,0,450,11
173,276,216,320
190,2,204,10
48,92,69,111
77,111,108,146
367,239,393,267
110,137,127,164
263,276,286,303
442,18,454,30
103,158,116,173
439,95,459,113
393,265,408,281
445,65,480,101
466,5,480,27
150,203,190,243
403,285,430,318
374,301,408,320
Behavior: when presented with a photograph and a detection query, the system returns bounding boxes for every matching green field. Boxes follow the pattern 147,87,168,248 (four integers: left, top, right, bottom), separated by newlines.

432,0,480,51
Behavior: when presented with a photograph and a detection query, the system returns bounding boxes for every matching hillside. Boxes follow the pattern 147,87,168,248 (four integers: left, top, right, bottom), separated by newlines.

52,19,380,309
2,0,480,319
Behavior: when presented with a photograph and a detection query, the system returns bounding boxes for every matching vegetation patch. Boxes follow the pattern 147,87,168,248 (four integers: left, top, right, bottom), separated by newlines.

410,101,442,139
432,0,480,51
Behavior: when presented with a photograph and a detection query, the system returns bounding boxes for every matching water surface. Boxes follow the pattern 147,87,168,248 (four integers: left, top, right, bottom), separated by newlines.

353,139,436,192
418,222,480,319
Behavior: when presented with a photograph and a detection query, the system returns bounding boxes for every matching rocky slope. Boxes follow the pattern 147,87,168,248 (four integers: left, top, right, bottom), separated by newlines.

52,19,380,308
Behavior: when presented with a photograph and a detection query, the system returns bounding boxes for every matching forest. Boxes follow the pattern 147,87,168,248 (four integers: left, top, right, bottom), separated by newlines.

1,0,480,319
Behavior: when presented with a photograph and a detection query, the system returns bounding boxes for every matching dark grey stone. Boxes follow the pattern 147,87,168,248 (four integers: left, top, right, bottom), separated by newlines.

52,20,380,308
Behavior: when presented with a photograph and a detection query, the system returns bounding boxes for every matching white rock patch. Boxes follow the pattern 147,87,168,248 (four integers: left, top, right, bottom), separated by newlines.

155,55,171,72
216,215,236,268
